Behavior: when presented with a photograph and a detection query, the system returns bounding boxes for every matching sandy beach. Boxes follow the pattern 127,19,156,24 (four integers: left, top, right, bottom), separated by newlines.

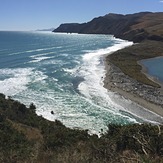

104,58,163,118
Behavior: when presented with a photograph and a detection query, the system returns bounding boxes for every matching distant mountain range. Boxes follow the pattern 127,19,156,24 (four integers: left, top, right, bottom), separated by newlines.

53,12,163,42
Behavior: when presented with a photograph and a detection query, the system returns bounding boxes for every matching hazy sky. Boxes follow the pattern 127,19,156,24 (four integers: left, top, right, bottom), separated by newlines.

0,0,163,31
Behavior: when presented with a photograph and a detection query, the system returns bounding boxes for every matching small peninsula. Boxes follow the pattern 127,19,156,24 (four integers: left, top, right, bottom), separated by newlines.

54,12,163,117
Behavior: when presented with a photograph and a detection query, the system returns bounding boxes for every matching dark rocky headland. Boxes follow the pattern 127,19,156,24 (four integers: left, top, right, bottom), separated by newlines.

53,12,163,43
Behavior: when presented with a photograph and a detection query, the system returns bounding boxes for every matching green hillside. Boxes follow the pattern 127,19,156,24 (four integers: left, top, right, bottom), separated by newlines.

0,93,163,162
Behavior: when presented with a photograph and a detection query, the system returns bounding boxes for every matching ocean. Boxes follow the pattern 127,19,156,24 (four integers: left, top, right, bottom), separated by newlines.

0,31,162,134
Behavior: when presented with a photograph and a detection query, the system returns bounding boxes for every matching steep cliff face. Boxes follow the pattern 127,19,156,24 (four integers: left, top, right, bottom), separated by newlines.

53,12,163,42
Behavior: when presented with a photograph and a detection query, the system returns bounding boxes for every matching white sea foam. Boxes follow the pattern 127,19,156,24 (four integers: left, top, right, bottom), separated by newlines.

0,68,47,96
30,51,55,58
9,47,60,56
42,60,64,66
63,67,79,74
78,82,91,99
59,53,69,57
79,39,133,98
0,68,33,96
76,38,163,124
83,41,133,61
29,56,53,63
77,40,137,118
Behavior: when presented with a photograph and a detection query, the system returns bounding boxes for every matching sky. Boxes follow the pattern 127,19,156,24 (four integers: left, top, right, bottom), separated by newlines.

0,0,163,31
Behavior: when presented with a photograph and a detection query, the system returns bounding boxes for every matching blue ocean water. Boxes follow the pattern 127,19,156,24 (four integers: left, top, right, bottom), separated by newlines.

142,57,163,82
0,31,162,133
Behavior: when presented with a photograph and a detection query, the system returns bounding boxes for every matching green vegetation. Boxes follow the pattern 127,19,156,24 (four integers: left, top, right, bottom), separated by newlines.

107,40,163,87
0,93,163,162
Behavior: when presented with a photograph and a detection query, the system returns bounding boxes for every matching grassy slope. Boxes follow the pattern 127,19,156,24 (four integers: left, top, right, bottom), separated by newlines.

131,13,163,37
0,93,163,162
107,40,163,87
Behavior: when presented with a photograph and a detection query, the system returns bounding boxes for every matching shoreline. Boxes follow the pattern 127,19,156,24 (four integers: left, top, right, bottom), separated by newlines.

103,54,163,119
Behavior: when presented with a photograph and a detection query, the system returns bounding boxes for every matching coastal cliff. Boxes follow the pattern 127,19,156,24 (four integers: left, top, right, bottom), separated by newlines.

53,12,163,42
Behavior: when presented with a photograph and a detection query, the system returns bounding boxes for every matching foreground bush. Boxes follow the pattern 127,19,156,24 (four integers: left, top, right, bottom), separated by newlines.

0,93,162,162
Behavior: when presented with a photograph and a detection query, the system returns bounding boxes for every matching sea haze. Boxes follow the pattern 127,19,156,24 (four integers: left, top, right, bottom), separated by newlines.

0,31,162,134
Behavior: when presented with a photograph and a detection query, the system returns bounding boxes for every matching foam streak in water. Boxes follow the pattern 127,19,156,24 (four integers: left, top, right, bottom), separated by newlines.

9,47,61,56
0,68,33,96
0,68,47,96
